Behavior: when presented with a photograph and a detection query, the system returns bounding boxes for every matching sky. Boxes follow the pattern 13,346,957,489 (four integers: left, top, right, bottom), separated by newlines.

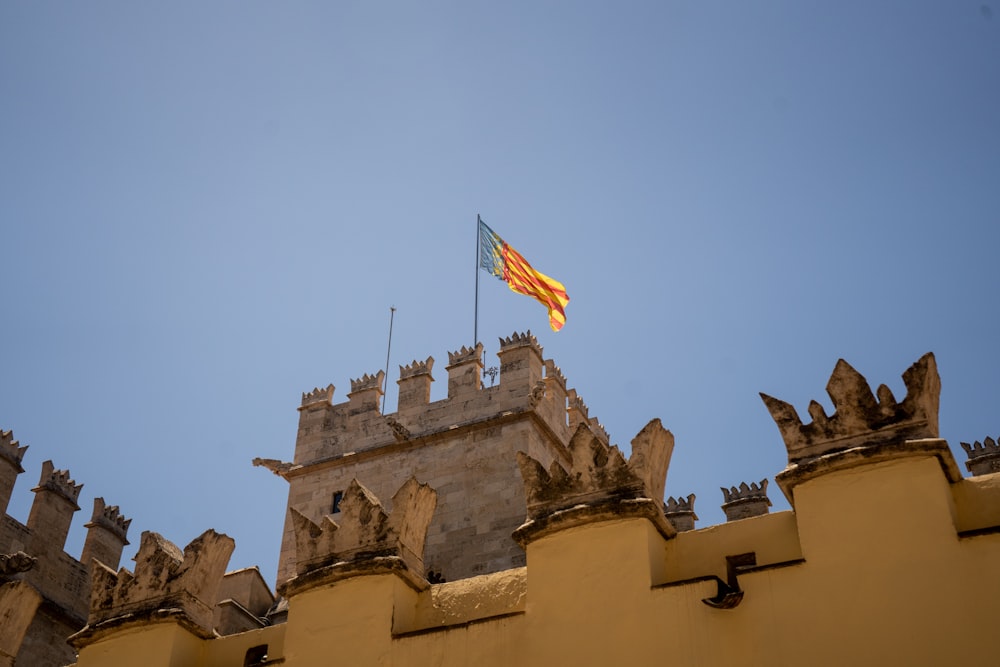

2,2,998,588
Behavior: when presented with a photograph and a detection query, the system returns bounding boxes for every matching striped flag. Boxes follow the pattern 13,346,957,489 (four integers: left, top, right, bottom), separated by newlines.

479,219,569,332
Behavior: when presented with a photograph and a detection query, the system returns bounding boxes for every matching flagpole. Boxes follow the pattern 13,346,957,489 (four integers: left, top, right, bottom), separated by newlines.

381,306,396,415
475,214,481,348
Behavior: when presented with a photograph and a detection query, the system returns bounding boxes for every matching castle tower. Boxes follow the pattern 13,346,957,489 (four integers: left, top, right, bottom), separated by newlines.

0,430,27,516
81,497,131,571
262,333,601,585
26,461,82,556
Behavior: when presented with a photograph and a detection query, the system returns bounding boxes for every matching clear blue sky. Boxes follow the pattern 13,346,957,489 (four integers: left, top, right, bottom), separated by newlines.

2,2,998,586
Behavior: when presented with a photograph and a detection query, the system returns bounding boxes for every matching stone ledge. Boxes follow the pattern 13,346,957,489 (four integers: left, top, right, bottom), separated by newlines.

512,497,675,547
775,438,961,505
278,556,428,600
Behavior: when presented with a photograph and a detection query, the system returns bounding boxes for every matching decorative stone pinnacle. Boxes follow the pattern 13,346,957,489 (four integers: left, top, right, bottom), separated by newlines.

287,477,437,580
349,371,385,394
960,437,1000,476
721,479,770,504
447,344,483,367
760,353,940,464
33,460,83,506
499,330,541,353
517,419,674,522
301,384,335,408
0,430,28,472
83,529,234,639
665,494,697,516
544,359,567,388
567,389,590,419
400,356,434,380
721,479,771,521
86,497,131,542
664,494,698,532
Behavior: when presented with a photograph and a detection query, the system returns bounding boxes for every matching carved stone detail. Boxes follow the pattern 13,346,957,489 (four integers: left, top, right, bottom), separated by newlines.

400,356,434,380
664,494,698,532
32,460,82,508
252,457,295,478
0,552,36,578
86,497,131,542
286,477,437,582
350,372,385,394
385,416,411,442
760,353,940,463
499,330,541,353
514,420,675,543
721,480,771,521
528,381,546,408
447,344,483,367
0,430,27,472
83,529,235,638
301,384,335,408
961,437,1000,476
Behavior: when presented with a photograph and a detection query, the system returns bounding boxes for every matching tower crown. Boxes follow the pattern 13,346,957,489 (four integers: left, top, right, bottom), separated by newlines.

0,429,28,472
33,460,83,507
761,353,939,463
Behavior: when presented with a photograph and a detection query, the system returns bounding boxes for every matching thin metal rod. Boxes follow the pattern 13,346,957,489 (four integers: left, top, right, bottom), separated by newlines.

382,306,396,414
475,214,481,349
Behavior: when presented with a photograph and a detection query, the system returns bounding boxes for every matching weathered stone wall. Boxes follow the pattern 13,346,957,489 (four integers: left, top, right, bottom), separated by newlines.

0,438,131,667
268,333,589,584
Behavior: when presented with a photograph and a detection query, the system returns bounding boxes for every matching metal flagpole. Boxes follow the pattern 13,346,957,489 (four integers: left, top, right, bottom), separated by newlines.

381,306,396,414
475,214,481,348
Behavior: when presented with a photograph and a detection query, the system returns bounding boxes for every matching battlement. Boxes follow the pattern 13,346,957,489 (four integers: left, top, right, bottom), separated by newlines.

0,430,28,472
32,460,83,508
287,333,597,466
349,371,384,394
499,330,541,353
664,493,698,532
447,344,481,366
75,529,235,646
761,353,940,464
961,436,1000,476
514,419,675,545
85,497,131,542
283,477,436,597
300,384,334,409
400,356,434,380
720,479,771,521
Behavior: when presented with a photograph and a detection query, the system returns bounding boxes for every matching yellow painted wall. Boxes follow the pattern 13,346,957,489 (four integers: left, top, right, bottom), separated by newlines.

74,451,1000,667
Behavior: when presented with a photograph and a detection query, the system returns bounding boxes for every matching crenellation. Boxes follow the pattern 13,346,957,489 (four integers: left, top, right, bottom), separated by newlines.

513,419,676,545
81,497,131,571
497,331,543,392
398,357,434,411
27,461,82,556
300,384,335,409
960,437,1000,476
446,344,484,397
0,430,27,516
761,353,940,464
74,529,235,647
721,479,772,521
664,493,698,532
0,430,27,471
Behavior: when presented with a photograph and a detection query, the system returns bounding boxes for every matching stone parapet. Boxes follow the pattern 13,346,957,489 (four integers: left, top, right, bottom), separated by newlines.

961,437,1000,476
721,480,771,521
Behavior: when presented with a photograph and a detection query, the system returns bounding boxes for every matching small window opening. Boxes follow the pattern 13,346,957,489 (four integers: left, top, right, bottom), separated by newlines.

244,644,268,666
332,490,344,514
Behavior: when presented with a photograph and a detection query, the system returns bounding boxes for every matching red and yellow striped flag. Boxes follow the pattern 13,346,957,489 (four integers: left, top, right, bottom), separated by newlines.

479,220,569,331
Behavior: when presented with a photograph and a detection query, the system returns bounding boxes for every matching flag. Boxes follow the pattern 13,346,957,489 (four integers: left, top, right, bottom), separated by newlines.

479,219,570,331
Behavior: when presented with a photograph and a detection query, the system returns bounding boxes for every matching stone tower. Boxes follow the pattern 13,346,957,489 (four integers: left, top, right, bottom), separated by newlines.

257,332,610,584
